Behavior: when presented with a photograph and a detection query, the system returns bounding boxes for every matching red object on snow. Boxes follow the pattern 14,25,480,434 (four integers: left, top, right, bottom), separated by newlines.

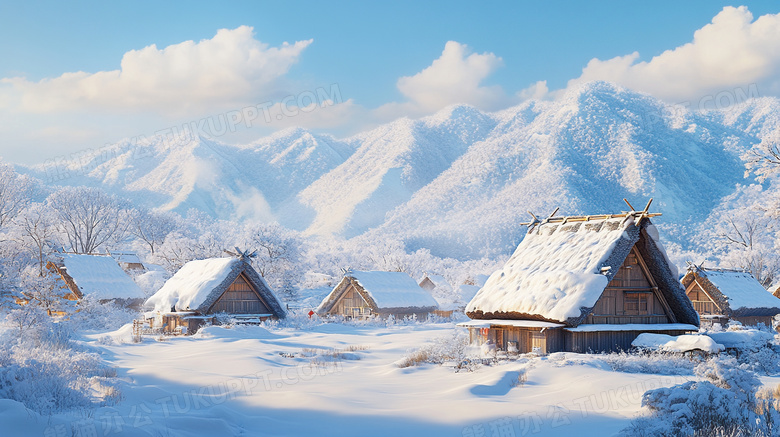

308,310,315,318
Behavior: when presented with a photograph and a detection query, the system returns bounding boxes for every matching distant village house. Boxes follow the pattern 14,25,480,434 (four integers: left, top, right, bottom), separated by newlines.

108,250,146,272
47,253,146,310
144,254,286,334
317,270,439,320
681,266,780,329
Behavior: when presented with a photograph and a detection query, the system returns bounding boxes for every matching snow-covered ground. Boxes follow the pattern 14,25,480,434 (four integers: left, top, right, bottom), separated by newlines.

1,321,747,437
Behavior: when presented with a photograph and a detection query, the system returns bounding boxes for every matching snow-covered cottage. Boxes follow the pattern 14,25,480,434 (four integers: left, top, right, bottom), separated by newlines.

681,266,780,328
145,255,286,334
47,253,145,309
317,270,439,320
109,250,145,272
461,205,699,354
419,274,456,317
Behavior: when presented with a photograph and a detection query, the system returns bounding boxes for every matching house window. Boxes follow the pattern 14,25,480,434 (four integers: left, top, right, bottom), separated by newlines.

624,292,649,315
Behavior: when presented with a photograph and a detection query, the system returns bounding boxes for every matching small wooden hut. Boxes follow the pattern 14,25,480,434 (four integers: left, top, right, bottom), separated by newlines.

681,266,780,328
144,254,286,334
47,253,146,310
461,201,699,354
317,270,439,320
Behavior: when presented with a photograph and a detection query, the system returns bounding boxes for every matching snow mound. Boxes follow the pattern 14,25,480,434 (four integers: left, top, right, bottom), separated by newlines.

632,333,724,353
706,329,775,350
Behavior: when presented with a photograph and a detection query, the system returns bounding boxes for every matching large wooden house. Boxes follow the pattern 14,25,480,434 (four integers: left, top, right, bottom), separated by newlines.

144,254,286,334
317,270,439,320
681,266,780,328
461,203,699,354
47,253,146,310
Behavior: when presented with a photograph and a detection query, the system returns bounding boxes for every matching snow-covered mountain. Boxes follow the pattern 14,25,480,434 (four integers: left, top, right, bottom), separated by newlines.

22,81,777,259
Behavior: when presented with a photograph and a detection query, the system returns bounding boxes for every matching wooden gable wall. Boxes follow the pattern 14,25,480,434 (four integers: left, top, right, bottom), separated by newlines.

329,283,373,318
208,273,272,315
585,247,673,324
684,280,723,316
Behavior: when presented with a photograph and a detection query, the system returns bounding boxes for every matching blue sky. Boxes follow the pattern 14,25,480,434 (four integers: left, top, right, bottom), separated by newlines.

1,1,779,164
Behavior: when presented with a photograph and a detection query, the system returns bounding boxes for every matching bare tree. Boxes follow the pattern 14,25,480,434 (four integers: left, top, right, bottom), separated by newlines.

0,161,36,229
47,186,131,254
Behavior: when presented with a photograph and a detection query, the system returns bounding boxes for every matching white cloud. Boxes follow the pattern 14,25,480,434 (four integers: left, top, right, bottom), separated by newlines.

564,6,780,102
517,80,549,101
375,41,512,119
1,26,312,116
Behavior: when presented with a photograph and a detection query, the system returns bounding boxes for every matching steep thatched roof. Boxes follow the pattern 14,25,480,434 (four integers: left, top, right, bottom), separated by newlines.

466,215,698,327
145,257,286,318
317,270,439,314
682,267,780,317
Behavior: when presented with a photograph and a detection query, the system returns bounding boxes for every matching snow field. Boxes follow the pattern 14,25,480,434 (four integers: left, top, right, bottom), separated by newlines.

1,322,740,437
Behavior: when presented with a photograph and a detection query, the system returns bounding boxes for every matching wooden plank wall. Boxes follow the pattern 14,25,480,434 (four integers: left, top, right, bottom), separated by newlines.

331,286,372,318
565,330,690,353
470,327,565,354
210,274,271,314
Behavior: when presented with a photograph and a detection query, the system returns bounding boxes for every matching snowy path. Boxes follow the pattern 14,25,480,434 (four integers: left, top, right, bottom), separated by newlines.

4,323,693,436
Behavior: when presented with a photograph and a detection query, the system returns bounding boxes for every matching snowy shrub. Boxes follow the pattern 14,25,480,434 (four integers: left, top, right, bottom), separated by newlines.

622,355,780,436
65,295,139,332
601,351,697,376
397,331,478,371
0,321,119,415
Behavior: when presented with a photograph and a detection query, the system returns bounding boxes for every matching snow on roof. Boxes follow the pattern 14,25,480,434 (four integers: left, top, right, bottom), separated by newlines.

58,254,144,300
457,319,565,329
422,274,452,291
146,258,236,312
350,271,439,310
699,269,780,311
467,217,634,322
458,284,481,303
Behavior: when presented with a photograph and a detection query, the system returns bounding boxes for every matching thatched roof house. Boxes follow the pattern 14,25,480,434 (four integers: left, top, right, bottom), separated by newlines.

317,270,439,319
462,204,699,354
681,266,780,328
145,255,286,334
47,253,145,309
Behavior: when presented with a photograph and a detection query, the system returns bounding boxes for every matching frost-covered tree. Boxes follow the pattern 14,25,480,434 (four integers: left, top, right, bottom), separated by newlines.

744,134,780,183
0,161,36,229
13,203,59,276
242,223,300,278
47,186,132,254
128,208,179,254
18,267,65,315
699,184,780,286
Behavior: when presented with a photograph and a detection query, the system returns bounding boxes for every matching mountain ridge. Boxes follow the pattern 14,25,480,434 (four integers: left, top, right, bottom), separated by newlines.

19,81,777,260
